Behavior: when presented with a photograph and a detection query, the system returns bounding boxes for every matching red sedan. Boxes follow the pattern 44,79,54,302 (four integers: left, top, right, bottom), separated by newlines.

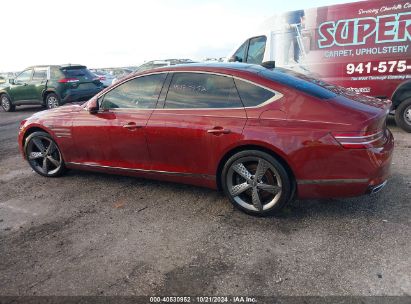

18,63,394,215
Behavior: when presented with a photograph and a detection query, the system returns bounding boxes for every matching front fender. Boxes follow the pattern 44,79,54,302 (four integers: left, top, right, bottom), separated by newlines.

19,120,73,163
0,87,12,100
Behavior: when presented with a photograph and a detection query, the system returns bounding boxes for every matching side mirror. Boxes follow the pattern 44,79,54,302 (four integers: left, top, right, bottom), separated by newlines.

88,98,99,114
228,56,241,62
9,78,15,85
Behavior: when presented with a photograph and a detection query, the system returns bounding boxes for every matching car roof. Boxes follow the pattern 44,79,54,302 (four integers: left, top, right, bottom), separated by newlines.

136,62,268,76
26,64,87,69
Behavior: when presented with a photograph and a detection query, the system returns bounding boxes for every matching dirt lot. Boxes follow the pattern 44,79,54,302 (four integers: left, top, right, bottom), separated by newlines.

0,106,410,296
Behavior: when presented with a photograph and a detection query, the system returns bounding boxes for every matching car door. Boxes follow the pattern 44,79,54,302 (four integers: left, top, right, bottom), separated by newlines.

145,72,248,181
71,73,167,170
70,105,117,166
9,69,34,102
103,73,167,169
30,67,49,104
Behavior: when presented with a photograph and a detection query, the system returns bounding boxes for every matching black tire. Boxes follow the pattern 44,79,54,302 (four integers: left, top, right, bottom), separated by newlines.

395,98,411,133
1,94,15,112
221,150,292,216
24,131,66,177
45,93,61,109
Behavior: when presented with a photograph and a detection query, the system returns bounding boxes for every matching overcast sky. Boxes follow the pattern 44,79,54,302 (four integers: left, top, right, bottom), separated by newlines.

1,0,360,72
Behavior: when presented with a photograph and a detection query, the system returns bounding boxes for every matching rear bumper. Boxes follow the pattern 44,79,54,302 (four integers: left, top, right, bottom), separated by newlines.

61,87,103,103
297,129,394,199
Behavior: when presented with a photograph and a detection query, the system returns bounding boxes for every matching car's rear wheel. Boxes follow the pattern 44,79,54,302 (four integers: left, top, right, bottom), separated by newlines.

46,93,60,109
1,94,15,112
221,150,292,216
395,98,411,133
24,131,66,177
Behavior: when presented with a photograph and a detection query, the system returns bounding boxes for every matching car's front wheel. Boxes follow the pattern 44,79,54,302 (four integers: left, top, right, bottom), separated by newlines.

395,98,411,133
46,93,61,109
1,94,15,112
221,150,292,216
24,131,66,177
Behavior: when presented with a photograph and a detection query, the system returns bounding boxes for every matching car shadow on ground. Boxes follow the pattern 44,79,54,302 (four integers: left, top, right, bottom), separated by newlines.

0,105,42,113
63,168,409,222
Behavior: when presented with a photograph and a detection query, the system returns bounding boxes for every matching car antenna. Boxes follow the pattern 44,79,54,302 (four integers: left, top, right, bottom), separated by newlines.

261,61,275,69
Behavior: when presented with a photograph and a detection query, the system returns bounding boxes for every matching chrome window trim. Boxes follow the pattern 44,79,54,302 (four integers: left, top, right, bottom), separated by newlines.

94,70,283,111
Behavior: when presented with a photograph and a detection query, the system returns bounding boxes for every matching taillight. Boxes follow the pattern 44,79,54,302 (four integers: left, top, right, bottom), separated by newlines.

332,131,385,149
58,78,79,83
99,76,106,81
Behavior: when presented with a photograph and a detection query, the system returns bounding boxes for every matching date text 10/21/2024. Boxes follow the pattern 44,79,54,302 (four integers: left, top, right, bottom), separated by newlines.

149,296,258,303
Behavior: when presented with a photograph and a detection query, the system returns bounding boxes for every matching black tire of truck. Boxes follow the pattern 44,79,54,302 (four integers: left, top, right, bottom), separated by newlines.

395,98,411,133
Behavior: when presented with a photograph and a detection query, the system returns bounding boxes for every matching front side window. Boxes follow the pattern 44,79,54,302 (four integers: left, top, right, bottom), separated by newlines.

246,36,267,64
101,73,166,109
15,69,33,83
164,73,243,109
32,69,48,81
234,79,275,107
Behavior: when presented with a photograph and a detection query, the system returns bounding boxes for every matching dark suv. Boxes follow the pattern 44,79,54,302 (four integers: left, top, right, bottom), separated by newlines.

0,65,104,111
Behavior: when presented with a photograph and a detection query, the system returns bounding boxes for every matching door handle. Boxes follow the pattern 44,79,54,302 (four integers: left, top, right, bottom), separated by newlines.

123,122,143,130
207,127,231,135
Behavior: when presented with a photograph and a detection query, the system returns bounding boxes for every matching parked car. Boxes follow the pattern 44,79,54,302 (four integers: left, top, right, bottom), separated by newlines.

90,69,116,87
90,68,133,87
106,67,133,78
18,63,393,216
135,59,195,73
0,65,104,112
228,0,411,132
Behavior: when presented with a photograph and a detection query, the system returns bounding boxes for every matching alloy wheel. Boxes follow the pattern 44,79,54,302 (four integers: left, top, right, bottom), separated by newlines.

27,135,62,175
1,95,10,111
226,156,283,212
47,96,59,108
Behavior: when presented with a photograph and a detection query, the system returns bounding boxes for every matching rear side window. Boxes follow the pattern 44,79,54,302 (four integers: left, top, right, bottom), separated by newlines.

102,73,166,109
61,67,95,79
246,36,266,64
260,68,337,100
32,69,47,81
50,67,63,79
234,79,275,107
164,73,243,109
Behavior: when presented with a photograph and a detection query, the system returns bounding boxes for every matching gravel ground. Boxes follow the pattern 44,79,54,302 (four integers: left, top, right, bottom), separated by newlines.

0,105,410,296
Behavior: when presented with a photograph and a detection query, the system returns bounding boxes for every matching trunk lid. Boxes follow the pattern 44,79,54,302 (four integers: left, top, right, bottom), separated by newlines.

325,85,391,110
